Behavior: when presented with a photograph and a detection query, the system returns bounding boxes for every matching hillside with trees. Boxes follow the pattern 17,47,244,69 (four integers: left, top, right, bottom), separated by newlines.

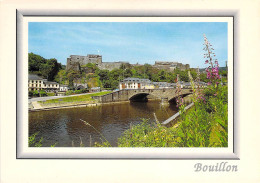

29,53,62,81
29,52,227,90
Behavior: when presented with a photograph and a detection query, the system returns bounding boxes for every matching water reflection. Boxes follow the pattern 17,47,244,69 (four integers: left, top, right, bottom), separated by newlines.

29,101,178,147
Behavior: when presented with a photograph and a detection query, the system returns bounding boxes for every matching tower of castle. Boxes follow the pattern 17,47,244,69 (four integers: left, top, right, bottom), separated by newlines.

66,54,102,71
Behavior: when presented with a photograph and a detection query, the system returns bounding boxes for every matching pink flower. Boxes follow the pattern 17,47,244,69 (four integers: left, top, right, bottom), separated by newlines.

205,60,209,64
207,72,211,79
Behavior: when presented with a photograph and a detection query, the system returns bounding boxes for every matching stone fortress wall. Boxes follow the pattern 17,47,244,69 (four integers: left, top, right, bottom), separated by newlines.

98,61,129,70
154,61,190,71
66,54,102,71
66,54,190,71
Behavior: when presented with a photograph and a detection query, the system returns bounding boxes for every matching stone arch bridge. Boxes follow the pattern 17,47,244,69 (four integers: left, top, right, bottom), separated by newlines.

92,88,193,104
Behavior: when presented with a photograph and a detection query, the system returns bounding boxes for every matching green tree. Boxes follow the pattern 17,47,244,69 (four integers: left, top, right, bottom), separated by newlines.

122,68,133,79
110,79,119,90
166,72,176,83
97,69,110,81
55,69,67,84
158,69,167,81
67,70,81,89
120,63,131,70
29,53,62,81
190,70,198,80
33,90,39,97
45,58,62,81
179,70,189,82
39,90,47,97
28,52,46,72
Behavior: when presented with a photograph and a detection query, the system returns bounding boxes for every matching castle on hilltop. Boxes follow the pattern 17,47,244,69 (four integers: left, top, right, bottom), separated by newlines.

66,54,128,71
66,54,190,71
154,61,190,71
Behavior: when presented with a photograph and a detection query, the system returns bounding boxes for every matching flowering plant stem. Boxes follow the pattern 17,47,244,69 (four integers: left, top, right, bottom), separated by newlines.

80,119,112,147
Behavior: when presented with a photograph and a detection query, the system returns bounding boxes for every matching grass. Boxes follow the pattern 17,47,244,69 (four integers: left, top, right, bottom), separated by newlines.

46,92,55,96
117,85,228,147
39,91,111,104
78,85,228,147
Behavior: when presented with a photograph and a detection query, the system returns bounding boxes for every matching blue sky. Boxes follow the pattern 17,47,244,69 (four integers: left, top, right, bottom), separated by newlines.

29,22,228,68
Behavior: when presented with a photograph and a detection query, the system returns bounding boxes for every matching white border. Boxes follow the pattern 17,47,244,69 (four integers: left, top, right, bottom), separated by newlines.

17,15,235,159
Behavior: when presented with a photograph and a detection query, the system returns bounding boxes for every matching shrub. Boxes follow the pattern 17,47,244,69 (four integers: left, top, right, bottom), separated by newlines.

117,34,228,147
74,90,82,94
32,90,39,97
118,119,178,147
29,132,57,147
118,85,228,147
28,91,33,97
65,90,74,96
39,90,47,97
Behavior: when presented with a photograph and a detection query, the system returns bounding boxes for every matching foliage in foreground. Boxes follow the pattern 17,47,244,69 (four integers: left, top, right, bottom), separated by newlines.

116,34,228,147
117,85,228,147
29,132,57,147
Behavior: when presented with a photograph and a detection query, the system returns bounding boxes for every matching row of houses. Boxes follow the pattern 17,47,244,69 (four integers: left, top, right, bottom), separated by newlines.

29,74,101,93
119,77,207,90
28,74,63,92
29,74,205,95
28,74,83,92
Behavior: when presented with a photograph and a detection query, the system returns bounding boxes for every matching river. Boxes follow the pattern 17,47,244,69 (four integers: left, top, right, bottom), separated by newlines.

29,100,178,147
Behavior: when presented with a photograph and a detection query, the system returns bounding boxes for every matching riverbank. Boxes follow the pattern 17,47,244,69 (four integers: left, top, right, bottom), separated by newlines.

116,85,228,147
29,92,192,112
29,100,178,147
29,99,160,112
29,102,101,112
29,91,111,111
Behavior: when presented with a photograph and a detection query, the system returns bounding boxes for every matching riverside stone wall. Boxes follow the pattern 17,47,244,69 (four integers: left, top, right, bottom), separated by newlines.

93,88,192,103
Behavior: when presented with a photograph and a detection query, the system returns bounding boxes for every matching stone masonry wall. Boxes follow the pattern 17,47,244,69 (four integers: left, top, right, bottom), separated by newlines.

66,54,190,72
93,88,192,103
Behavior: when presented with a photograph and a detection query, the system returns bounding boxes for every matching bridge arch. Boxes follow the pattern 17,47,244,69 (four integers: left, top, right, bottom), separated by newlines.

129,92,157,102
168,93,192,104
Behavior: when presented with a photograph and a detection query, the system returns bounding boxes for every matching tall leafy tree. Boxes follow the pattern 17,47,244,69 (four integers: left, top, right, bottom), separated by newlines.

28,52,46,71
67,70,81,89
29,53,62,81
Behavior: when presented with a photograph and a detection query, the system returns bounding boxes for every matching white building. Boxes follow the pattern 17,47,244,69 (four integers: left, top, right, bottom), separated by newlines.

153,82,176,89
28,74,60,92
119,78,155,90
28,74,45,91
90,87,101,92
59,85,69,91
